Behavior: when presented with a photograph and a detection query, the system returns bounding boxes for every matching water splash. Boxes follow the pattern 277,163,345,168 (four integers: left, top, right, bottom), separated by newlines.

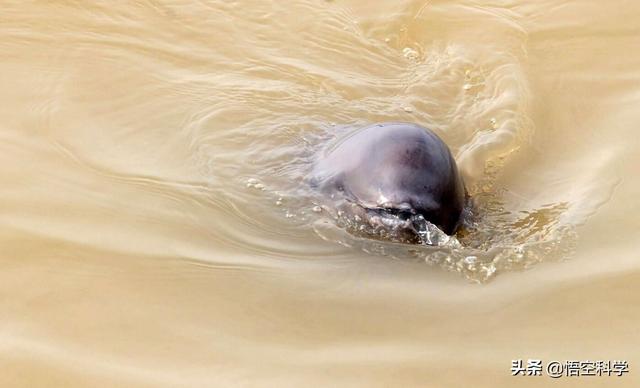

410,214,461,247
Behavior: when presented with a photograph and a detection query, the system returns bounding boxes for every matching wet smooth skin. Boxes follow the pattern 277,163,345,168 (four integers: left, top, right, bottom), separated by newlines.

311,123,466,235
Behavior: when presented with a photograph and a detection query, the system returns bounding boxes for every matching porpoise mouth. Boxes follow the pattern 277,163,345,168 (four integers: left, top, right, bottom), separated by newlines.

369,207,416,221
363,206,457,246
359,206,419,236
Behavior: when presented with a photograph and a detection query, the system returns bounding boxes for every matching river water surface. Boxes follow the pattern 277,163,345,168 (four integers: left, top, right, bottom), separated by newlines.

1,1,639,387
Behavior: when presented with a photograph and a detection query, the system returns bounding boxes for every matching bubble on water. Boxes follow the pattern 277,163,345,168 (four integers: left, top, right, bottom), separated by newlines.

246,178,266,190
512,246,525,262
402,47,419,61
312,205,322,213
479,263,497,279
489,117,497,129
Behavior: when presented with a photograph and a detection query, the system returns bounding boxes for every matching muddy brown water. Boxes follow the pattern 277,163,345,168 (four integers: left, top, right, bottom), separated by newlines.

1,1,639,387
